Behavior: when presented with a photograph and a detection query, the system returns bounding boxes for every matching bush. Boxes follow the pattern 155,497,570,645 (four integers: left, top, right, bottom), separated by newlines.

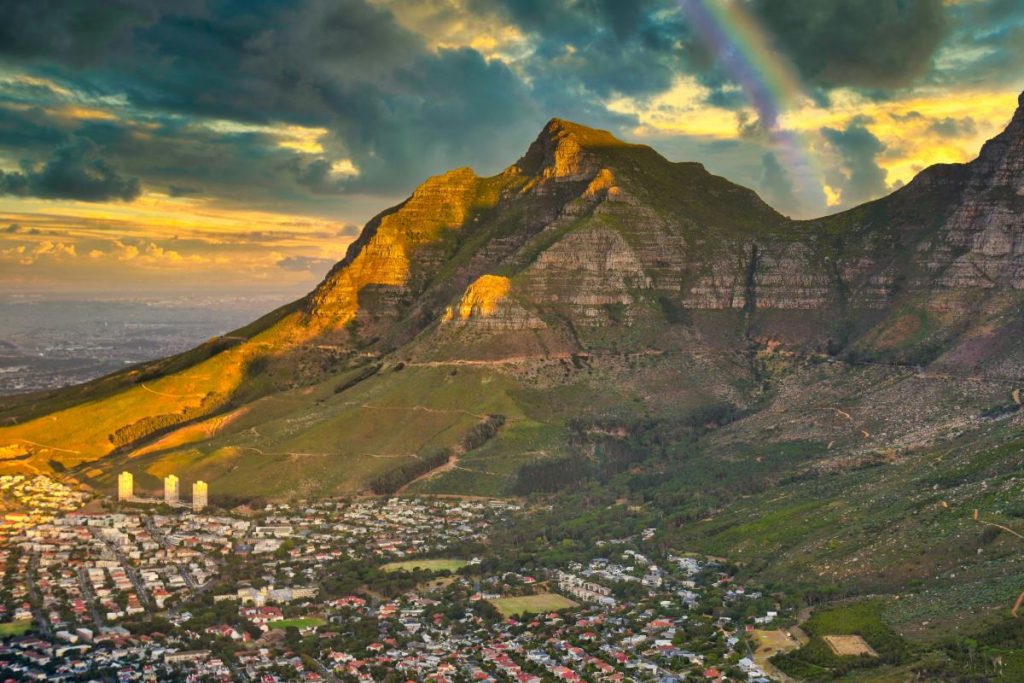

108,392,225,449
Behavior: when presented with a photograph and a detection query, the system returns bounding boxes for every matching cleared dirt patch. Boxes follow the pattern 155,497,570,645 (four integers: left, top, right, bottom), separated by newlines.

823,634,877,657
381,558,467,573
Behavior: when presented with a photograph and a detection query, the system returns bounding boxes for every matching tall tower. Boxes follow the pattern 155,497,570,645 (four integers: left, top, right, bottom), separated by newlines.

192,480,208,512
164,475,179,505
117,471,133,502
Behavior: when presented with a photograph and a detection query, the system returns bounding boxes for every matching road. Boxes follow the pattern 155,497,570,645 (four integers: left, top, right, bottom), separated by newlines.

26,554,52,637
90,527,152,610
76,567,107,627
143,516,219,606
144,517,198,591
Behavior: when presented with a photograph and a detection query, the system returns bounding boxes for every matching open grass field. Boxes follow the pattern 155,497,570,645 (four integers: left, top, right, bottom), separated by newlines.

268,617,326,630
0,620,32,636
489,593,578,617
381,558,467,573
824,634,877,657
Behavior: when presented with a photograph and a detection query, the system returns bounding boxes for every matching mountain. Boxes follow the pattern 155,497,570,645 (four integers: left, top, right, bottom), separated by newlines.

0,95,1021,515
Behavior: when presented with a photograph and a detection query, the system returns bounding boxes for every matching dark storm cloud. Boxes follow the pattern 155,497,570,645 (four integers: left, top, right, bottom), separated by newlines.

0,103,322,208
750,0,948,90
0,0,541,199
937,0,1024,87
291,158,343,195
479,0,688,103
0,104,67,151
821,118,888,209
0,0,1019,218
0,0,162,64
0,137,141,201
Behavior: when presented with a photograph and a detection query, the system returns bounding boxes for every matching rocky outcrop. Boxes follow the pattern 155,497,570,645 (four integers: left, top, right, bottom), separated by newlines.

443,275,545,330
305,167,482,329
931,94,1024,292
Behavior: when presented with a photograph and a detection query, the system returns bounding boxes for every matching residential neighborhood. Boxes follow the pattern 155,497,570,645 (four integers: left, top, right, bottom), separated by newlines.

0,476,788,681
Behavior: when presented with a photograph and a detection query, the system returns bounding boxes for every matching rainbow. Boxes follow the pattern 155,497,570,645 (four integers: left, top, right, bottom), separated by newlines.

678,0,824,212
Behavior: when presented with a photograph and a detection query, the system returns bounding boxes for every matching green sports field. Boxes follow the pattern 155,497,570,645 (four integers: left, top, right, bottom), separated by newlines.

488,593,579,617
267,616,326,630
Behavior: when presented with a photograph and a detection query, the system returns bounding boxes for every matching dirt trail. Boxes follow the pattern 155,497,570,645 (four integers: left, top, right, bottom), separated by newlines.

10,439,81,455
972,510,1024,616
395,454,461,494
140,383,206,399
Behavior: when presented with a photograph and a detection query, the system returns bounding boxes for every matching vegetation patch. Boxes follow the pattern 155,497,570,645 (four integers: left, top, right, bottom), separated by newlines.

0,619,33,636
369,414,505,494
772,601,908,681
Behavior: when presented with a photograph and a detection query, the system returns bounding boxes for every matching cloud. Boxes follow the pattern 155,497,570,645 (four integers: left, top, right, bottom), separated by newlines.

336,224,361,237
276,255,336,272
168,184,202,197
0,0,548,202
759,153,799,216
935,0,1024,87
33,240,77,258
0,0,1018,247
750,0,949,90
1,239,78,265
0,137,141,201
821,118,889,208
928,116,977,138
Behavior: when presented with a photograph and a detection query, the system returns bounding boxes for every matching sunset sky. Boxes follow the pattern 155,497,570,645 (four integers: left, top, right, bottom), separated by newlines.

1,0,1022,293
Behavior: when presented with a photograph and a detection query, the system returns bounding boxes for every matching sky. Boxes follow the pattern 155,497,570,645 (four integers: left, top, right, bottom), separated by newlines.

0,0,1022,294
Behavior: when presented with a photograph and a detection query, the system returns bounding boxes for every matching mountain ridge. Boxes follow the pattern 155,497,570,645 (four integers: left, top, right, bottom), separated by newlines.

0,94,1021,505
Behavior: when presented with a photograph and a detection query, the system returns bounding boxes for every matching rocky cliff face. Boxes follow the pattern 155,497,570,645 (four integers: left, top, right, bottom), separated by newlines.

304,166,483,331
931,92,1024,292
293,94,1023,367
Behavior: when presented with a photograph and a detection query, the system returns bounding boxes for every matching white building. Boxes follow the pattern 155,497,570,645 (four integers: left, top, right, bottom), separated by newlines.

192,480,208,512
117,471,133,502
164,475,179,505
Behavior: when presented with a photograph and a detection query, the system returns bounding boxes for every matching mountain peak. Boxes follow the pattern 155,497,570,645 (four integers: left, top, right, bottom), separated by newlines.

540,118,625,147
515,118,628,180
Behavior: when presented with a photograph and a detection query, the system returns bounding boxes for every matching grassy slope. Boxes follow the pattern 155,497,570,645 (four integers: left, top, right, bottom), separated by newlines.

667,375,1024,639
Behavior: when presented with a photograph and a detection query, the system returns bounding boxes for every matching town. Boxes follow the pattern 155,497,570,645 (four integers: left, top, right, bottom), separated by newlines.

0,476,790,681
